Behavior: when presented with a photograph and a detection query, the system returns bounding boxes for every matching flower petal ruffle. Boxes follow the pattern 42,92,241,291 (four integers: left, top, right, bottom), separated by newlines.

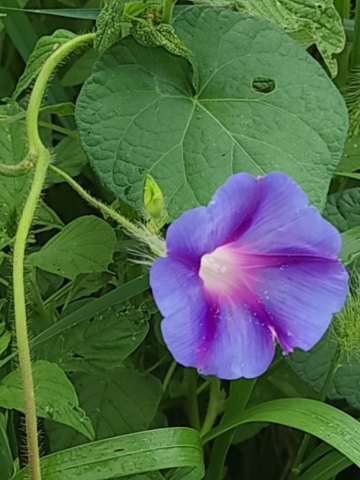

254,259,348,353
150,256,209,367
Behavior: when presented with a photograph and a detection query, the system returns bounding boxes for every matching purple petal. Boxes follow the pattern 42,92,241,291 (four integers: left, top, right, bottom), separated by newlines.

166,173,258,267
239,173,341,257
254,260,348,352
150,256,276,379
150,256,209,367
197,297,276,379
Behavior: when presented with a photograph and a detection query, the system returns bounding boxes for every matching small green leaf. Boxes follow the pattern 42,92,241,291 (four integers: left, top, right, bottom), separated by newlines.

46,136,88,185
36,302,150,372
29,216,117,279
36,202,64,231
45,368,162,452
0,361,94,440
13,428,204,480
132,23,190,57
340,226,360,264
94,0,125,53
13,29,76,100
324,188,360,232
335,138,360,174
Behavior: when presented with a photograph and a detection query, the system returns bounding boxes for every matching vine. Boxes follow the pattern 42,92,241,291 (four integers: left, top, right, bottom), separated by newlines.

11,32,96,480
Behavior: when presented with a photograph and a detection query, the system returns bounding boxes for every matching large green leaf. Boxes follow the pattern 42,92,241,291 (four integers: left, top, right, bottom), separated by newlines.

287,330,360,411
29,216,117,279
13,428,204,480
200,0,345,77
45,368,162,452
203,399,360,468
76,6,347,219
0,361,94,439
324,188,360,231
36,302,149,372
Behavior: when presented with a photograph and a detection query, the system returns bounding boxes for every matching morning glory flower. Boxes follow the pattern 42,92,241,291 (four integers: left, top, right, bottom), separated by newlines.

150,173,348,380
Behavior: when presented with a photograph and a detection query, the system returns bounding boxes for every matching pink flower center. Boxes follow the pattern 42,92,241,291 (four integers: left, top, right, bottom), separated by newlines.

199,244,247,296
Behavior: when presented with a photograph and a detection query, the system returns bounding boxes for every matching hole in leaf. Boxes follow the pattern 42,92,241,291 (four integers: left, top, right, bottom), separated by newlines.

124,185,132,197
138,168,146,175
113,448,125,453
251,77,276,94
72,353,85,359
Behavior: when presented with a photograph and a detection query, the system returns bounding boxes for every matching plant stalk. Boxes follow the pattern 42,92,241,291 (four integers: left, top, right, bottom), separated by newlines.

13,32,96,480
162,0,177,23
200,377,223,437
48,164,165,256
206,378,256,480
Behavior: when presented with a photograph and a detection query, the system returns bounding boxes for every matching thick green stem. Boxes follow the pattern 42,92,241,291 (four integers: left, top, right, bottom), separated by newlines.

206,378,256,480
290,345,342,478
200,377,223,437
13,32,95,480
13,147,49,480
0,159,34,177
162,360,177,392
48,164,164,256
26,33,95,151
162,0,177,23
38,120,78,139
187,369,201,431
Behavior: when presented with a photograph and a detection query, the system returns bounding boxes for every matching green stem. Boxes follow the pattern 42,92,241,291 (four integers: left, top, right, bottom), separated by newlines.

0,159,34,177
162,0,177,23
187,369,201,431
334,0,350,18
206,378,256,480
197,378,211,396
162,361,177,392
37,120,78,139
30,268,53,330
13,147,50,480
26,33,95,151
13,32,95,480
200,377,223,437
44,281,73,309
48,164,164,256
290,345,342,478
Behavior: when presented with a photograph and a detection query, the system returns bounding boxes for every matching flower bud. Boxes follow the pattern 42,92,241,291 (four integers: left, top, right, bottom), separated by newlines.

143,175,167,229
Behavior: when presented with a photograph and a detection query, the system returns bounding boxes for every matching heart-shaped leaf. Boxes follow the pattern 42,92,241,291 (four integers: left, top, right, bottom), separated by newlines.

76,6,347,218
